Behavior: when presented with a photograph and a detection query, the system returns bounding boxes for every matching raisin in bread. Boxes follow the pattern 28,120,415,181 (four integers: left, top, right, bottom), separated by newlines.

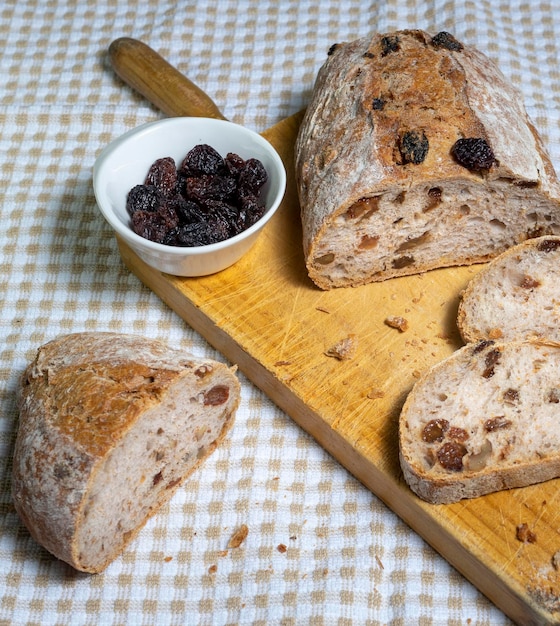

11,332,240,573
295,29,560,289
457,235,560,343
399,339,560,504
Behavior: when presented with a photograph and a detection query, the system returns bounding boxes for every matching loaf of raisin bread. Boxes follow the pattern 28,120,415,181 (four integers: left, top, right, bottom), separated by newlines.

399,339,560,504
295,29,560,289
11,332,240,573
457,235,560,343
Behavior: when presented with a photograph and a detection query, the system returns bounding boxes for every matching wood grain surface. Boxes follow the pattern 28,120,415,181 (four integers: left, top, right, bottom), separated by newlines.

109,38,560,625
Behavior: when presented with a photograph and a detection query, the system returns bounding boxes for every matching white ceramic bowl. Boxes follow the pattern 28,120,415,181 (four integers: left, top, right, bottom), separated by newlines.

93,117,286,276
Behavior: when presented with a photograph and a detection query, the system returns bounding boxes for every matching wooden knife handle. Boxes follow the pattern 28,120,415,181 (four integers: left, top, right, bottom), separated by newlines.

108,37,227,120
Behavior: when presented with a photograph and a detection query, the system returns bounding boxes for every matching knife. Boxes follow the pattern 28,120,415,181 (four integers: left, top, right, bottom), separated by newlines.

108,37,227,120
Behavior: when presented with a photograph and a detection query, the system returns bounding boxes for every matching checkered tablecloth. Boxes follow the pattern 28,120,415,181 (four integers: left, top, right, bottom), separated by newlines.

3,1,560,624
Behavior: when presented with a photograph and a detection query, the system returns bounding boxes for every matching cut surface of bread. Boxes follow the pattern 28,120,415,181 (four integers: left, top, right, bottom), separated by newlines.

295,29,560,289
458,235,560,343
11,332,240,573
399,339,560,504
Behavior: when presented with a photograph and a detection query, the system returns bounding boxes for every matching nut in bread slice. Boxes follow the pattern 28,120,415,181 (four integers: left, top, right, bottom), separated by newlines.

11,332,240,572
399,339,560,504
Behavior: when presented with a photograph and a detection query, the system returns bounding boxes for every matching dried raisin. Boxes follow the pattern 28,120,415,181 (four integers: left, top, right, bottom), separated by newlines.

447,426,469,442
399,130,429,164
144,157,178,196
179,144,225,177
131,208,175,243
392,255,415,269
537,238,560,253
482,348,501,378
173,220,227,247
519,275,541,289
484,416,512,432
422,419,449,443
430,32,464,51
473,339,495,354
239,192,265,225
437,441,467,471
204,385,230,406
126,184,164,215
185,174,237,203
503,388,520,404
169,196,205,224
452,138,495,171
238,158,268,194
225,152,245,177
381,35,399,56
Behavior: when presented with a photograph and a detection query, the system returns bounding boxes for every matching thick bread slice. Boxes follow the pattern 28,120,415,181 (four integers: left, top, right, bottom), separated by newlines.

11,332,240,573
295,29,560,289
458,235,560,343
399,339,560,504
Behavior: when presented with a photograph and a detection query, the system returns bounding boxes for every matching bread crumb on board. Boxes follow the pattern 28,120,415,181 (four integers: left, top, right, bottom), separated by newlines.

324,334,357,360
227,524,249,549
385,316,409,332
516,523,537,544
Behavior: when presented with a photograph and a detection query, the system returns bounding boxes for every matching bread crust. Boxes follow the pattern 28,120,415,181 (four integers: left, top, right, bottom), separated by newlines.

399,339,560,504
458,235,560,343
11,332,240,572
295,29,560,289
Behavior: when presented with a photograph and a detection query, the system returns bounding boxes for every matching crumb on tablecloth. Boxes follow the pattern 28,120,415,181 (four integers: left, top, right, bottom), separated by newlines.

228,524,249,549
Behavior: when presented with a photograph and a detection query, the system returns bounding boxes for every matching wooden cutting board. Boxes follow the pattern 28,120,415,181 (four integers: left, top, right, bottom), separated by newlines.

109,38,560,625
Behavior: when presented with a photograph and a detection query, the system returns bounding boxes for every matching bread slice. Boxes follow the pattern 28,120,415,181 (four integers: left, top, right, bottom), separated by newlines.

295,29,560,289
399,339,560,504
457,235,560,343
11,332,240,573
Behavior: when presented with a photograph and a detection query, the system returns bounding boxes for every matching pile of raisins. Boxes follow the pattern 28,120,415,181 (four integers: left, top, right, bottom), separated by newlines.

126,144,268,247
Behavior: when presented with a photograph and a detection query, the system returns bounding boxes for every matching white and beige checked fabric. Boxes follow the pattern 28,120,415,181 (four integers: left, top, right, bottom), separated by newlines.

3,1,560,624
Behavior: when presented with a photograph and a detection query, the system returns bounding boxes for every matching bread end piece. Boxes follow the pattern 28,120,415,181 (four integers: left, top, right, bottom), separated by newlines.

11,332,240,573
